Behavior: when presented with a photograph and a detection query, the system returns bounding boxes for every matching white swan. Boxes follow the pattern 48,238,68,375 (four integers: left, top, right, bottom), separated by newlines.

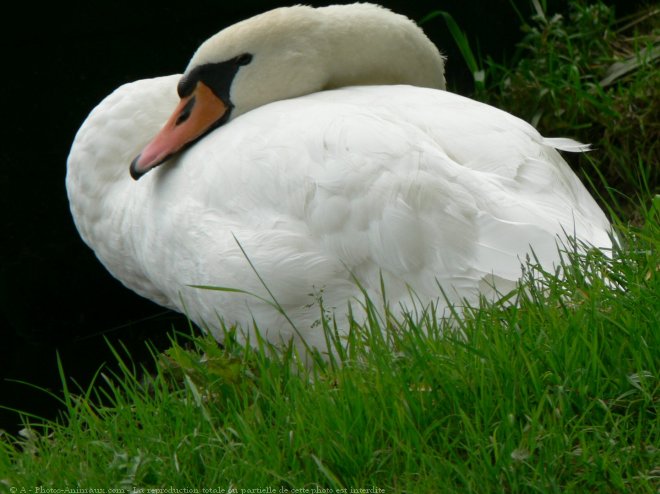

67,3,611,353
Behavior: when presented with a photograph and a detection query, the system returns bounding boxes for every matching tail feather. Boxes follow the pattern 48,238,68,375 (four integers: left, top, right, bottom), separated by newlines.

543,137,591,153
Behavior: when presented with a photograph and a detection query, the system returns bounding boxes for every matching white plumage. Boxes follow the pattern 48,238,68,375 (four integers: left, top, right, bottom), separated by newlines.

67,4,611,354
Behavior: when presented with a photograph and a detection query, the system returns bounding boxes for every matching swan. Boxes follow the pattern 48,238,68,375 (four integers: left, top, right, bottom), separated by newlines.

67,3,612,354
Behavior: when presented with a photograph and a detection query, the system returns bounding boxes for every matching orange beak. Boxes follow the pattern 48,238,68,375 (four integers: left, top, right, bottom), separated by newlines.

130,81,229,179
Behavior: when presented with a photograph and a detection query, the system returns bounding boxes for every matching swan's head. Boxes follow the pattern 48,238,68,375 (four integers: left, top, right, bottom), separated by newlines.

130,3,446,179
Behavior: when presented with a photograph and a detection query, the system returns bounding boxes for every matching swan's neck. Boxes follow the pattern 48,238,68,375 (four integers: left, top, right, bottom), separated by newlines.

189,4,446,119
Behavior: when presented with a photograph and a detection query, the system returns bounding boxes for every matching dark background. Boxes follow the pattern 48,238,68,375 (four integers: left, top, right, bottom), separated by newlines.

0,0,643,434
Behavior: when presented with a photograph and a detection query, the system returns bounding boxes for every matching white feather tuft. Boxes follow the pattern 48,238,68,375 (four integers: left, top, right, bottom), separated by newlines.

543,137,591,153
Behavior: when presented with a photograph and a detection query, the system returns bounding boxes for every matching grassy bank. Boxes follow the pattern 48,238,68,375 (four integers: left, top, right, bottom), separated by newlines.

2,207,658,492
2,1,658,492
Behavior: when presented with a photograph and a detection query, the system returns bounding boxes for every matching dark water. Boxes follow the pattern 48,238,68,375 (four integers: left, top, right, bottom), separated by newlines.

0,0,642,434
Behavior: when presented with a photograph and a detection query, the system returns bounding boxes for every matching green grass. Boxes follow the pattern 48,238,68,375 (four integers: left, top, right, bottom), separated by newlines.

2,1,659,492
1,207,658,492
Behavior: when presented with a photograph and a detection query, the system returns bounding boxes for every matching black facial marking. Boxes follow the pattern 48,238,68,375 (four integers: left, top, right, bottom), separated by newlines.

177,74,196,98
175,96,196,126
234,53,253,66
176,52,254,107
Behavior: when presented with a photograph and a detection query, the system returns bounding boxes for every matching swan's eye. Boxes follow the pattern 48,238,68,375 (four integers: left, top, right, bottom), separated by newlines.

234,53,253,66
175,96,196,126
